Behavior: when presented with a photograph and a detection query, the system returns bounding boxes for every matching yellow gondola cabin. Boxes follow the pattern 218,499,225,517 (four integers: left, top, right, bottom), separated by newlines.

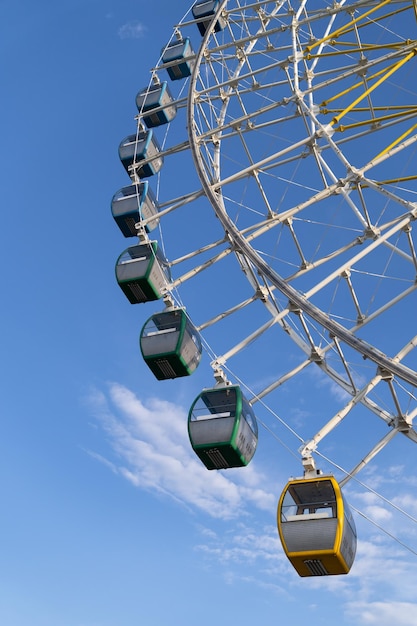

277,475,357,576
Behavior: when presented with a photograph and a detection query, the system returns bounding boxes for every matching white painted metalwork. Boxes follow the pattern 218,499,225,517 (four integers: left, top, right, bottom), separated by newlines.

126,0,417,481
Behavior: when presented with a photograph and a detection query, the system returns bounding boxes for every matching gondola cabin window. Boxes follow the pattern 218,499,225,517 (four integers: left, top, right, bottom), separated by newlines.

281,481,337,521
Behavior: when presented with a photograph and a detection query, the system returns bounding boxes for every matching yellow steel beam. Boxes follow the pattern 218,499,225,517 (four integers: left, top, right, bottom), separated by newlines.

321,62,403,107
331,3,412,39
373,122,417,159
306,40,415,60
360,175,417,187
331,50,416,125
378,175,417,184
324,105,417,112
332,108,417,132
305,0,393,55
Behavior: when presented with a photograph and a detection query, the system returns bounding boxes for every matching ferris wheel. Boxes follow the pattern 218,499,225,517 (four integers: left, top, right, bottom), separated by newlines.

112,0,417,576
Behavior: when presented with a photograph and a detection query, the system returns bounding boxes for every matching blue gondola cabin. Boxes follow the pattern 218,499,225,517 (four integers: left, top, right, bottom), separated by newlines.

140,309,202,380
118,130,163,178
192,1,226,36
136,82,177,127
115,242,171,304
188,385,258,470
277,475,357,576
111,182,159,237
162,37,195,80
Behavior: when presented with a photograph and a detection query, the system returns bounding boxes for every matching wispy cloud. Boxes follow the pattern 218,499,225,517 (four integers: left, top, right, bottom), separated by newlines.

192,519,294,597
118,20,146,40
88,384,417,622
345,601,417,625
195,522,281,566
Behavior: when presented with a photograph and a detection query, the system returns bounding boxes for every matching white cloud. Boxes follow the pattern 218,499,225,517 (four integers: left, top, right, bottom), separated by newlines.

219,523,281,564
392,493,417,518
88,383,276,520
87,384,417,614
118,20,146,40
308,362,352,402
351,472,417,538
346,601,417,625
193,519,293,593
350,538,406,581
360,463,413,491
363,504,392,523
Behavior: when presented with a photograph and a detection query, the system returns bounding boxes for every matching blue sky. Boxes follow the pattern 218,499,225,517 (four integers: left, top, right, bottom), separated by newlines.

1,1,417,625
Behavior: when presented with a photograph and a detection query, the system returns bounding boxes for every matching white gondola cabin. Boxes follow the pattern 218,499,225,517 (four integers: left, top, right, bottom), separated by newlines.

135,82,177,127
118,130,163,178
140,309,202,380
192,1,226,36
188,385,258,470
111,182,159,237
162,37,195,80
277,475,357,576
115,242,171,304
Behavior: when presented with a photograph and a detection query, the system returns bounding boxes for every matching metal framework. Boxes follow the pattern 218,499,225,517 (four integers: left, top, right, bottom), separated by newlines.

127,0,417,482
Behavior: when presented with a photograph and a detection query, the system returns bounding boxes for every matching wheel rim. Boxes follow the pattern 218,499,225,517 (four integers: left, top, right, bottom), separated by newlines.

185,0,417,453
